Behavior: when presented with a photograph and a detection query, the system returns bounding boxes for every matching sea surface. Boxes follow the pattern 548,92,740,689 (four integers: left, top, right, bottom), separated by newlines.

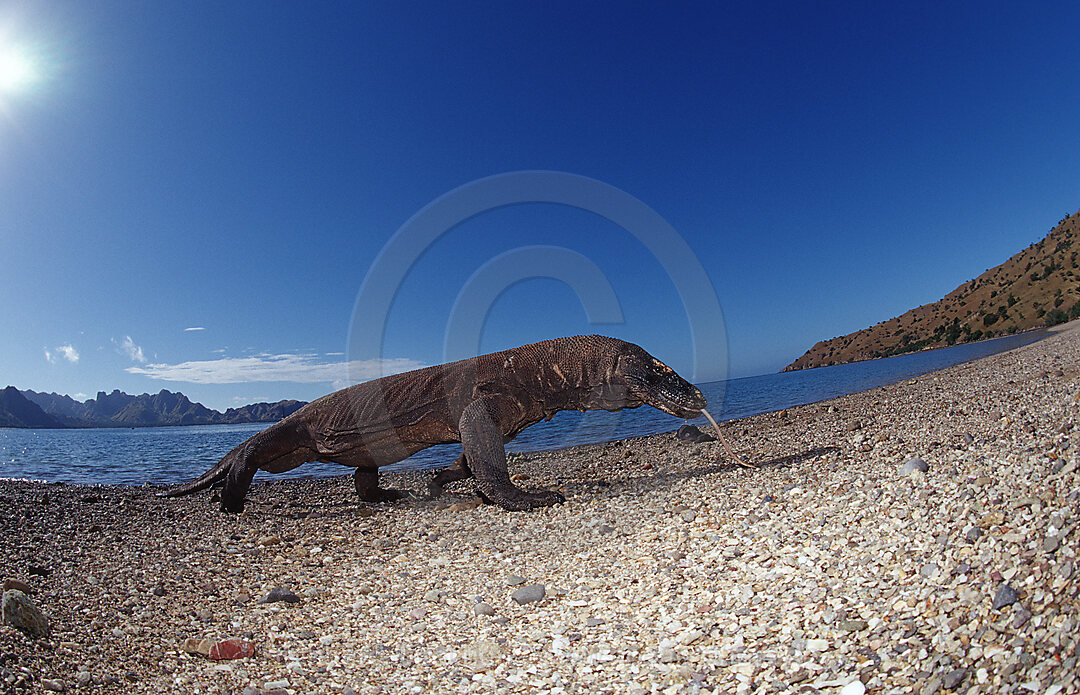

1,331,1046,486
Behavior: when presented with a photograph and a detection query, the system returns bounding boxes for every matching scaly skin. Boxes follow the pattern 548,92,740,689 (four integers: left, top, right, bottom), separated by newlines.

159,335,708,512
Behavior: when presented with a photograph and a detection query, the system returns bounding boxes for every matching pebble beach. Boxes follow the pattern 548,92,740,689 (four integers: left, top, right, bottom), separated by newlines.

2,323,1078,695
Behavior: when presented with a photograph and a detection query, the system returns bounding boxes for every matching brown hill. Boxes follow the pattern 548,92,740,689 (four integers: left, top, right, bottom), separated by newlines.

784,210,1080,371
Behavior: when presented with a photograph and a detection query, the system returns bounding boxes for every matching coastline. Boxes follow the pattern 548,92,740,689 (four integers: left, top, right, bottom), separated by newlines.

2,324,1078,694
781,325,1052,373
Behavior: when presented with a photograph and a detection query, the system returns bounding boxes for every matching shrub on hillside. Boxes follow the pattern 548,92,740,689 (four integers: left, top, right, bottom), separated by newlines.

1045,308,1068,326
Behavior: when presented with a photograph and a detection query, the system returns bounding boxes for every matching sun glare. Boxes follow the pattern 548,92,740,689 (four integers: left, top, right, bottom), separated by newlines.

0,47,38,93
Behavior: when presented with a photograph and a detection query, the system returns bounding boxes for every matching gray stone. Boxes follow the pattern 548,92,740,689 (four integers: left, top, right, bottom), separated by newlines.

992,584,1018,610
423,589,445,602
511,584,545,605
1043,535,1060,553
941,668,967,690
920,563,941,579
472,602,495,617
505,574,526,586
258,586,301,604
837,619,868,632
586,617,606,627
1012,608,1032,628
41,679,64,692
965,527,982,543
900,457,929,475
1,590,49,637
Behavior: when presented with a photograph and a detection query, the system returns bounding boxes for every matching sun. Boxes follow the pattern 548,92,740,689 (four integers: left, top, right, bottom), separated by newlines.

0,46,38,93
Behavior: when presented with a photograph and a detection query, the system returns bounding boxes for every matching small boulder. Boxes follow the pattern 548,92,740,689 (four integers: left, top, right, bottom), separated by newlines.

258,587,301,605
840,680,866,695
511,584,545,605
837,619,868,632
209,638,255,660
472,602,495,617
899,457,929,475
2,590,49,637
676,425,713,443
182,637,214,657
942,668,967,690
992,584,1018,610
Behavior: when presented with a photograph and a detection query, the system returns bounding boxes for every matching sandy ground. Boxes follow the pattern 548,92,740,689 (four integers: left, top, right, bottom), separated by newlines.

1,323,1078,695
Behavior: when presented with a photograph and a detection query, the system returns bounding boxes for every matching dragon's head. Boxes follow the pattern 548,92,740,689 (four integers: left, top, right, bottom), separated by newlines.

613,342,706,418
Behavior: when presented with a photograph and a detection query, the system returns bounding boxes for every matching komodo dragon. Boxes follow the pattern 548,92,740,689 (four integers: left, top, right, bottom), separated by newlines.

160,335,747,512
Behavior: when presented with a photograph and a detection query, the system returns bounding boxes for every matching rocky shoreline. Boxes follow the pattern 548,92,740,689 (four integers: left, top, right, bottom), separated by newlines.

2,323,1078,694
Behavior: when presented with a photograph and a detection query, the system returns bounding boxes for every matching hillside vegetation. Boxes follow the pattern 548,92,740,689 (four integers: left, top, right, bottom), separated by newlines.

784,210,1080,371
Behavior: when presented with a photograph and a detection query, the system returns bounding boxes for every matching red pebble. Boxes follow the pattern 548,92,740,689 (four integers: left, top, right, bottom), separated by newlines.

208,638,255,660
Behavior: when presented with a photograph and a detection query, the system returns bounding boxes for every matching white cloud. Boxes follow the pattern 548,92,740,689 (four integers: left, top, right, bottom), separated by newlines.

45,344,79,364
113,336,146,363
126,353,425,385
184,327,205,332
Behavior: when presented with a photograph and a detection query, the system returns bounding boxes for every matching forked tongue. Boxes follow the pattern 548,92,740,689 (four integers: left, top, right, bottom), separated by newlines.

699,408,755,469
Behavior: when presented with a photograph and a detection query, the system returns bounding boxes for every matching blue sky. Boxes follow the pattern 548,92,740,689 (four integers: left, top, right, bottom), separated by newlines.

2,2,1078,411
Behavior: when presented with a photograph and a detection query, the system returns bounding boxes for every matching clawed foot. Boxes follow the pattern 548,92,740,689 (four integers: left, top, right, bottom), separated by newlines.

359,487,412,503
218,494,245,513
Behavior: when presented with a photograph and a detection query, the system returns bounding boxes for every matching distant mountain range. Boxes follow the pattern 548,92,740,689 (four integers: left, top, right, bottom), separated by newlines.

0,386,306,429
784,210,1080,371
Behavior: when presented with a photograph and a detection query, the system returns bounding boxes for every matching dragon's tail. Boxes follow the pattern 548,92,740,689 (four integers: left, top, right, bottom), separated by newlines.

156,447,238,498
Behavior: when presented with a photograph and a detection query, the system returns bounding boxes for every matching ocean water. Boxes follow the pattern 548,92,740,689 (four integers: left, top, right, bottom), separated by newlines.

0,330,1045,486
